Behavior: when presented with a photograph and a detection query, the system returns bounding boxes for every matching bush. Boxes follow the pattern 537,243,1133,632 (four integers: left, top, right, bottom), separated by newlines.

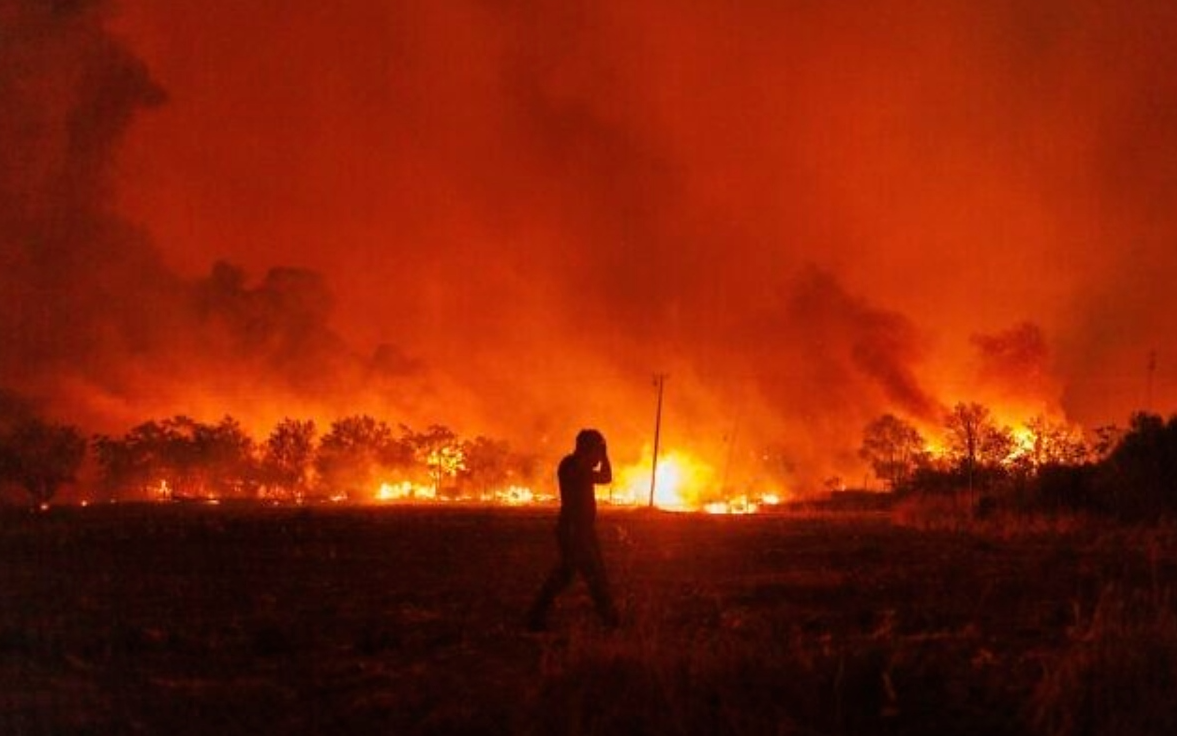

1032,464,1100,514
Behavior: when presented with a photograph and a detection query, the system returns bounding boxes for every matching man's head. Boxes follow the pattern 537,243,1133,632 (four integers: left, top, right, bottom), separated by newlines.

574,429,606,461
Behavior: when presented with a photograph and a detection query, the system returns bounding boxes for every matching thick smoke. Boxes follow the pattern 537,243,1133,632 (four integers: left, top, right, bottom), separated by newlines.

6,0,1177,489
0,1,427,433
970,322,1061,415
1,0,172,421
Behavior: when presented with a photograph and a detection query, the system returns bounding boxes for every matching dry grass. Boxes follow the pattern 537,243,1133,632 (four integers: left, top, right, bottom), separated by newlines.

2,505,1175,735
1032,586,1177,736
891,492,1102,538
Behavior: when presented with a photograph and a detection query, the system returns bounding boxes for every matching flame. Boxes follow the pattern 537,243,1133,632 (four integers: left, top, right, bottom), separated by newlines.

426,446,466,478
609,450,717,511
376,480,437,502
495,485,536,505
917,407,1088,470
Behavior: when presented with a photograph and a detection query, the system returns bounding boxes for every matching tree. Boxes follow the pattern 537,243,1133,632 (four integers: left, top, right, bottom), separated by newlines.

459,436,513,499
1091,424,1125,461
316,416,410,499
859,414,926,490
0,419,86,505
1023,415,1089,469
93,415,258,500
944,403,1014,495
1094,412,1177,519
94,419,179,499
261,419,316,501
945,403,1013,468
401,424,464,497
191,416,257,498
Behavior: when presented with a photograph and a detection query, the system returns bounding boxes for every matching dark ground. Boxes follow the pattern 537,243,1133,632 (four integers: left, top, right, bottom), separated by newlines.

2,505,1174,735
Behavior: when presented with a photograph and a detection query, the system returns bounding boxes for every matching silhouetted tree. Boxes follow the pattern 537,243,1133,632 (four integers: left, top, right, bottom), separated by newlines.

402,424,463,497
94,415,258,499
945,402,1014,490
191,416,257,498
316,416,411,499
1023,415,1089,469
459,436,513,499
1094,412,1177,519
150,416,203,497
859,414,926,490
1091,424,1125,461
95,428,148,499
261,419,316,501
94,419,175,499
0,419,86,505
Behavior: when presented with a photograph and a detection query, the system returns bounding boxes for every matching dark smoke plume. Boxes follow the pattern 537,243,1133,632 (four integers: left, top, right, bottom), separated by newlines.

0,1,425,432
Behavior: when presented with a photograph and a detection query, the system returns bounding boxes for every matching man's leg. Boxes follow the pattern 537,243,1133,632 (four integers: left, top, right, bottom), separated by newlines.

578,534,619,627
527,542,575,630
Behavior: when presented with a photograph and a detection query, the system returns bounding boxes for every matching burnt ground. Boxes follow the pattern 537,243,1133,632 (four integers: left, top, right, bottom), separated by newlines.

1,505,1174,735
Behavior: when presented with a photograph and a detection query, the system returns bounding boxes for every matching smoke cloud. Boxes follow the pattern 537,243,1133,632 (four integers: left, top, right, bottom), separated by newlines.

5,0,1177,489
0,1,431,434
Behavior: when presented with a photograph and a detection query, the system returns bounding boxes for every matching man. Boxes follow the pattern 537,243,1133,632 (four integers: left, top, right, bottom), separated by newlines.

527,429,619,630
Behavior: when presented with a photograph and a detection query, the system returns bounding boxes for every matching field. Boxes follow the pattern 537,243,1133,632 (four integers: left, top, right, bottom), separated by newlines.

2,505,1176,735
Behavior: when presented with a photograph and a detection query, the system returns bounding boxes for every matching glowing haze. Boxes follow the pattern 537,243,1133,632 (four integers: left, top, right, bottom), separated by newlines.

3,0,1177,491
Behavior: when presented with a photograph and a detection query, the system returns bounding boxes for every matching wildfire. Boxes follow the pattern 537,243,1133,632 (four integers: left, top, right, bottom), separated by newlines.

426,446,466,477
607,450,781,512
1011,426,1036,454
375,481,437,502
703,496,759,515
608,452,702,509
910,406,1090,473
495,485,536,505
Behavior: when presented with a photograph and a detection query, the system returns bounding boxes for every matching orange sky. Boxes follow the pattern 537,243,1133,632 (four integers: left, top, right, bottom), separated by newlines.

4,0,1177,488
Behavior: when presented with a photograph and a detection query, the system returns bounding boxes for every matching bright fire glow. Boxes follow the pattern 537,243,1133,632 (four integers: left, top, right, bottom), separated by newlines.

495,485,535,505
703,496,759,514
426,446,466,478
376,481,437,502
609,450,717,511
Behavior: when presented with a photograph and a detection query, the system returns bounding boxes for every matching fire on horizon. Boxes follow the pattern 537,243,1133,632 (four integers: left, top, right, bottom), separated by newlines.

3,0,1177,502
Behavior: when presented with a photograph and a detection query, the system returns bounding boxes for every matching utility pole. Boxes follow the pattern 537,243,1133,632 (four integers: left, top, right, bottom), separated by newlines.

648,374,668,508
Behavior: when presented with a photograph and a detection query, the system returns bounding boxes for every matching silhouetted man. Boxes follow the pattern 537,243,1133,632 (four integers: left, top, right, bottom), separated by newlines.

527,429,619,630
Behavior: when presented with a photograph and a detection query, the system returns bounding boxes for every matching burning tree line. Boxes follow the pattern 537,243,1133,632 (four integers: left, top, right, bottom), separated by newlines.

859,402,1177,520
4,398,1177,520
0,411,541,506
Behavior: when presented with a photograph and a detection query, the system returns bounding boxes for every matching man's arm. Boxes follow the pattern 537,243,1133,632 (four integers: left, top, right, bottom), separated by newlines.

592,450,612,484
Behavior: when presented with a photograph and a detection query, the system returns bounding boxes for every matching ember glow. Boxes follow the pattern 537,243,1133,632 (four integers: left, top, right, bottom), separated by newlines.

4,0,1177,497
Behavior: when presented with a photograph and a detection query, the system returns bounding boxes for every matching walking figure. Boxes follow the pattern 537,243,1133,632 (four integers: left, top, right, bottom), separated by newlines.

527,429,619,630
